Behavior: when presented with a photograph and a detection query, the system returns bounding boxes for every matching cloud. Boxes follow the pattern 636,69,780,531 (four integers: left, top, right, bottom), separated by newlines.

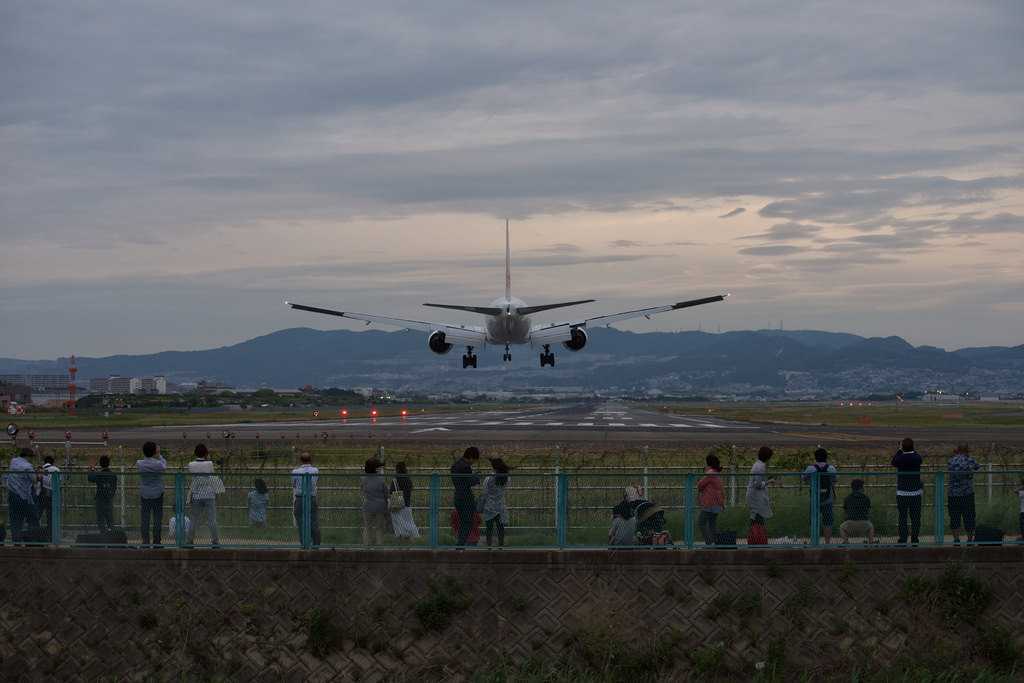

1,1,1023,357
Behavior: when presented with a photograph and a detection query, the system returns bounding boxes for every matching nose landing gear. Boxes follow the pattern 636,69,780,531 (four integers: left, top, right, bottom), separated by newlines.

462,346,478,368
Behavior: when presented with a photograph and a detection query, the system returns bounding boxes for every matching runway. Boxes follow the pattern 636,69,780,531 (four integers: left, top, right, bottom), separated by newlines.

21,399,1024,447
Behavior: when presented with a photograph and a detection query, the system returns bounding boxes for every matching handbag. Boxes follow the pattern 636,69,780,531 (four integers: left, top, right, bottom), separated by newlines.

387,479,405,511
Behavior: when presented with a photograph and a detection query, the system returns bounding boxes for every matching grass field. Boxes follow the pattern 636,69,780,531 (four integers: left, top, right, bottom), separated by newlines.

658,400,1024,429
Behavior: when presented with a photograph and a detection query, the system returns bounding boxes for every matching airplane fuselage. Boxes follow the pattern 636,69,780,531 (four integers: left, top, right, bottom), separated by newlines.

484,296,532,345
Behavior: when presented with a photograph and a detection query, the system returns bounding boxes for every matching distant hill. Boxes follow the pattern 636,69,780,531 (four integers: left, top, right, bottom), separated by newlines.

1,328,1021,398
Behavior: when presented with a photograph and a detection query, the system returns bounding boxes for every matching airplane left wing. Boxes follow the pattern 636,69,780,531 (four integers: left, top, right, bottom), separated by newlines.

285,302,488,346
529,294,729,346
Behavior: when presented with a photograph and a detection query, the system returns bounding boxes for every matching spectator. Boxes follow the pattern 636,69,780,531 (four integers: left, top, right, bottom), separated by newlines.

291,452,321,547
87,456,117,533
450,447,481,548
38,455,59,531
136,441,167,548
480,457,511,548
389,461,419,546
247,478,269,527
360,457,388,546
947,442,980,544
7,447,41,544
608,500,636,547
745,446,776,544
698,453,725,546
892,437,923,545
801,447,838,544
840,479,875,543
186,444,219,547
1015,477,1024,542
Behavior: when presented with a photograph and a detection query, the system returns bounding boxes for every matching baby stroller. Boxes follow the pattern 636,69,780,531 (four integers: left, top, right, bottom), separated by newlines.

623,486,673,546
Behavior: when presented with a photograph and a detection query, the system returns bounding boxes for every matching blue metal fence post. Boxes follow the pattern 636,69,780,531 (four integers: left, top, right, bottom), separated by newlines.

684,473,694,549
175,474,185,548
51,472,61,546
934,471,944,546
301,474,311,549
809,472,820,547
557,473,567,549
429,473,439,549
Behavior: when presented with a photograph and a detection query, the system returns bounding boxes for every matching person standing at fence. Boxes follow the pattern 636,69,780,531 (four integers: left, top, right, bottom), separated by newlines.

480,457,511,548
1015,477,1024,542
451,447,481,548
801,448,838,544
745,446,776,544
88,456,117,533
361,457,389,546
946,442,980,544
291,452,321,547
137,441,167,547
38,455,59,532
389,461,420,546
698,453,725,546
247,478,269,527
892,437,923,545
7,447,41,544
186,444,219,547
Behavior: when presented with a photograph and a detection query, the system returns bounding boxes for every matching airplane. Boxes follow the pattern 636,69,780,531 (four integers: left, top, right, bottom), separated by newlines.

286,221,728,368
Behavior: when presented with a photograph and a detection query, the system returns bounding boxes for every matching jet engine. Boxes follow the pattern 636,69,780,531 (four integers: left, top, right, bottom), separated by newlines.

562,327,587,352
428,331,453,355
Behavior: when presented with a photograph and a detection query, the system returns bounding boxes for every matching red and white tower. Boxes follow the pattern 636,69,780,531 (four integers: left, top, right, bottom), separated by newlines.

68,355,77,416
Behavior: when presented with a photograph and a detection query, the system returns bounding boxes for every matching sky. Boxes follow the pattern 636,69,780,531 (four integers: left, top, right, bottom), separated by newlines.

2,1,1022,361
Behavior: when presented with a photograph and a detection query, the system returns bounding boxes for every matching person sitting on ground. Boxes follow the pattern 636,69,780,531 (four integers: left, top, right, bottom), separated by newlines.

247,478,269,527
608,500,636,547
840,479,875,544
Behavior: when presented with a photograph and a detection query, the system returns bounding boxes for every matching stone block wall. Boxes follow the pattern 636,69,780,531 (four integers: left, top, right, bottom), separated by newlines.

1,546,1022,681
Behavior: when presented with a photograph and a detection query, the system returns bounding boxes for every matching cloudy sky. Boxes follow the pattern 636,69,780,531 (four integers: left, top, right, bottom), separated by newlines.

2,1,1022,361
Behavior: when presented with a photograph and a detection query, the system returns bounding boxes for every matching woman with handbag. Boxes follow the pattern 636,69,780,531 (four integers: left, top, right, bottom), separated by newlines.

388,461,420,545
360,458,389,546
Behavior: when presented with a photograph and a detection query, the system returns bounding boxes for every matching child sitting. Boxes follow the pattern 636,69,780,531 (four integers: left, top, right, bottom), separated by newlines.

840,479,875,543
608,500,637,546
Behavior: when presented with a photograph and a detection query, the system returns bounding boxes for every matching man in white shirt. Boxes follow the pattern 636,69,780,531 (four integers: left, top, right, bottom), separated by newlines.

7,448,42,543
39,455,60,531
291,452,321,547
186,444,219,547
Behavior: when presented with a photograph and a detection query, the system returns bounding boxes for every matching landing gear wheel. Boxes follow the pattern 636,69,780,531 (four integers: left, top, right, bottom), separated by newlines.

462,345,478,368
503,345,512,362
540,345,555,367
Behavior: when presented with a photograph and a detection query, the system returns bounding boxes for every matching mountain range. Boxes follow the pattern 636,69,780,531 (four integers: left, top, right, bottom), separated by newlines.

2,328,1022,398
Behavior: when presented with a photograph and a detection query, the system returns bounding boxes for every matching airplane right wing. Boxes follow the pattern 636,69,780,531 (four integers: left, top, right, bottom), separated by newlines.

529,294,729,345
285,302,488,346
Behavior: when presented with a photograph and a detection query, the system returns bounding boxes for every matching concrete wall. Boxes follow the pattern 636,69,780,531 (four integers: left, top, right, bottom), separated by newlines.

1,546,1022,681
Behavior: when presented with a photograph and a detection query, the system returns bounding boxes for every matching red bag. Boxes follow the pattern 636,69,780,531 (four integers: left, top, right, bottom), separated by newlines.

747,524,767,545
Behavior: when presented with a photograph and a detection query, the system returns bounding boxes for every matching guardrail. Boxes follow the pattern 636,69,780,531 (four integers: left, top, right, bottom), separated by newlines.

5,470,1022,549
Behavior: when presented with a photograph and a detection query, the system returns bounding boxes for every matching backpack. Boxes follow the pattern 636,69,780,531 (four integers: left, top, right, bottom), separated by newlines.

815,464,833,502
